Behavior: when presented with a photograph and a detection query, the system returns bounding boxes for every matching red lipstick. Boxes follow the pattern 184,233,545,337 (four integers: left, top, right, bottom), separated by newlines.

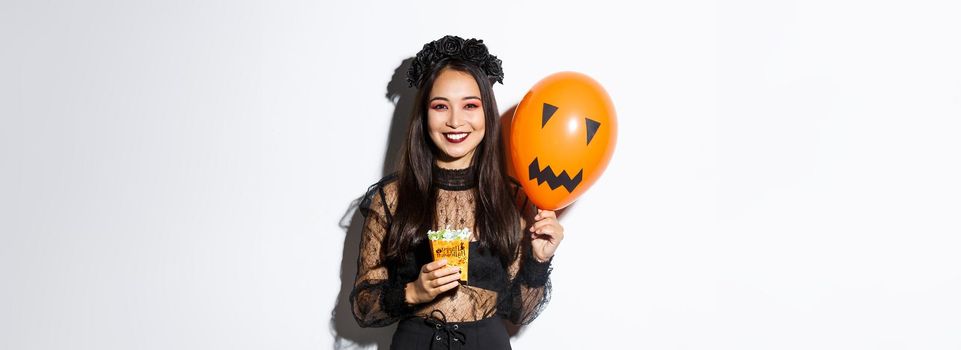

444,132,469,144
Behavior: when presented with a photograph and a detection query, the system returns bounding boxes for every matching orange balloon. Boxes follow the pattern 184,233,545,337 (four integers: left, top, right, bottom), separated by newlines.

509,72,617,210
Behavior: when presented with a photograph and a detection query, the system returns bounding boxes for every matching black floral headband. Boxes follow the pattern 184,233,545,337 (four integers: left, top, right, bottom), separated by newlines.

406,35,504,88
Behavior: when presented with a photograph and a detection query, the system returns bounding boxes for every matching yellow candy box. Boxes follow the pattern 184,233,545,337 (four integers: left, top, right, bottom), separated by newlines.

427,226,470,282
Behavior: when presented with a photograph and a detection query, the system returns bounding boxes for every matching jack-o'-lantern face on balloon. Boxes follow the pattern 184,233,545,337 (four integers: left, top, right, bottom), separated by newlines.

507,72,617,210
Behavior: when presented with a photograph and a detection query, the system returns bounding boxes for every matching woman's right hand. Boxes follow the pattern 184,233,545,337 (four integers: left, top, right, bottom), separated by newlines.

404,259,461,305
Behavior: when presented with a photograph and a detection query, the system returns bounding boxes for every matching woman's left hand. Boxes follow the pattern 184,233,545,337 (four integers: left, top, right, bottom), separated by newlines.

529,209,564,262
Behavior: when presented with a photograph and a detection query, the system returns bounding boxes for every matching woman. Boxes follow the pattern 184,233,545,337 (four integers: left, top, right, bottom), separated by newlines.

351,35,564,349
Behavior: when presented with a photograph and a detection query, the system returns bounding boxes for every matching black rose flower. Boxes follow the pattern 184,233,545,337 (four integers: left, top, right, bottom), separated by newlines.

484,56,504,84
436,35,464,56
407,46,439,87
406,61,423,87
414,52,433,71
462,39,489,63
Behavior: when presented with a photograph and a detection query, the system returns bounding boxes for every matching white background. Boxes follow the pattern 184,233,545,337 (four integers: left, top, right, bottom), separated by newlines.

2,0,960,349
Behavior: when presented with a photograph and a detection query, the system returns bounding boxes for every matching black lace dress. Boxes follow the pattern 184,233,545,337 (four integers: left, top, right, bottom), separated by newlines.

350,165,554,349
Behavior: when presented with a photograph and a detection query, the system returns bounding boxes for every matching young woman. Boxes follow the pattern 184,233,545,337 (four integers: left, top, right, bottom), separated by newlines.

351,35,564,350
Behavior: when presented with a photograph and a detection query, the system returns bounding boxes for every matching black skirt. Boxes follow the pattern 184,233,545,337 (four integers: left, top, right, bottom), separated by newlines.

390,311,511,350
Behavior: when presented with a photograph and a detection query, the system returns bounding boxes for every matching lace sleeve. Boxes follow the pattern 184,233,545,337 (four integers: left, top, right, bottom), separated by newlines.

349,176,415,327
506,183,554,325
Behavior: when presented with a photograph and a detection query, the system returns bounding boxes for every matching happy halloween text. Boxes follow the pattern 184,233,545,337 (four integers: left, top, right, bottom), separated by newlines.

434,246,466,258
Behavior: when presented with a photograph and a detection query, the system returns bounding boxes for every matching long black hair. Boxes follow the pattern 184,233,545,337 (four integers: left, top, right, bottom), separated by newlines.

385,59,520,267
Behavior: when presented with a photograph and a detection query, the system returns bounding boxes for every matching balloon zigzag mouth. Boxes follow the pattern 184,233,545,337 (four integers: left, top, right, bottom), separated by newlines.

527,157,583,193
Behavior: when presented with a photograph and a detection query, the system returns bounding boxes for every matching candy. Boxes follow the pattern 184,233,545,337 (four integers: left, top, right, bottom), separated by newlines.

427,226,471,283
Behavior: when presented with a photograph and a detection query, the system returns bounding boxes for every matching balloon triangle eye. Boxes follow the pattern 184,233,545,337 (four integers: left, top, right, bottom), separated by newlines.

541,103,558,128
585,118,600,145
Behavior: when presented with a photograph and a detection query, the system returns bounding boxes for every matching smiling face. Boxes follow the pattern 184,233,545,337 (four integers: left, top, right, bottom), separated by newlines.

426,68,487,169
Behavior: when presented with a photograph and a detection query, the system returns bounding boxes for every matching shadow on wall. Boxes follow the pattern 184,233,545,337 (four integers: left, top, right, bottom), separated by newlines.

331,198,394,349
328,58,415,350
